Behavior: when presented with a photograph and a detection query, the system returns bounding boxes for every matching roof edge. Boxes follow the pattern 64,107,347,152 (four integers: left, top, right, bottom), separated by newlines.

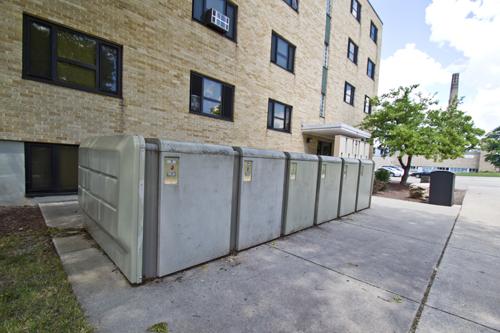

367,0,383,25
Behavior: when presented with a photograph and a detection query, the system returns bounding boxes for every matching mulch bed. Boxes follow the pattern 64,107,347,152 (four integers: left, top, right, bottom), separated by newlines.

374,182,466,205
374,182,426,203
0,206,46,236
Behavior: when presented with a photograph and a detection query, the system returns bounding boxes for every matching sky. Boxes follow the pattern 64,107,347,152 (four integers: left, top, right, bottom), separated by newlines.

369,0,500,132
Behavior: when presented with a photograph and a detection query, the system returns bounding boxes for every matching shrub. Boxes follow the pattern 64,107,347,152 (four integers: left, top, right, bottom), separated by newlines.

373,179,387,193
375,169,391,182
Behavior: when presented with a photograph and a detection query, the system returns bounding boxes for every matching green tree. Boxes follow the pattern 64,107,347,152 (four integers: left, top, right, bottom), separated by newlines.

361,85,484,184
482,126,500,168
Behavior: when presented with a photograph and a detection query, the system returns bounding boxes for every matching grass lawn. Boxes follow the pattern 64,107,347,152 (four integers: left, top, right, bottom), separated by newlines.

456,172,500,177
0,206,93,333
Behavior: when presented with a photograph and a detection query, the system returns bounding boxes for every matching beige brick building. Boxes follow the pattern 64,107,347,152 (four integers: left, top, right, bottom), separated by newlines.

0,0,382,202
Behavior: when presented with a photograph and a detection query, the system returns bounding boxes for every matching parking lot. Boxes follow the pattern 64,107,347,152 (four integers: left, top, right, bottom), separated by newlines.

44,177,500,333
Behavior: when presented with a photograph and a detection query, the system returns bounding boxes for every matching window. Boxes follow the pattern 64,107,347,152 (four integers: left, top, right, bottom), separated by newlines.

190,72,234,121
370,21,378,43
192,0,237,41
364,95,372,114
344,82,355,106
351,0,361,21
25,143,78,196
283,0,299,11
367,58,375,79
268,99,292,132
23,14,122,96
271,32,296,73
347,39,358,64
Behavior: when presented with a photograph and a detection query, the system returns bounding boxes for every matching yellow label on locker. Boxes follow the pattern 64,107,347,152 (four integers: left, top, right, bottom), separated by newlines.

321,164,327,179
290,162,297,180
243,160,253,182
164,157,179,185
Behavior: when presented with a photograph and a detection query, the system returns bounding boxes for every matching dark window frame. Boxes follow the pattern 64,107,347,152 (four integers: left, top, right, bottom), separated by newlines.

189,71,235,122
191,0,238,42
22,13,122,98
364,95,372,114
344,81,355,106
370,21,378,44
351,0,362,22
24,142,79,197
283,0,299,12
367,58,375,79
270,31,296,73
347,38,358,64
267,98,292,133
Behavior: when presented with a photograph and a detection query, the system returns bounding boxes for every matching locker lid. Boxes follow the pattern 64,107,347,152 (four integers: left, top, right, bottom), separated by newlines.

285,152,319,161
319,156,343,163
147,139,236,156
341,157,361,165
359,159,375,166
234,147,286,159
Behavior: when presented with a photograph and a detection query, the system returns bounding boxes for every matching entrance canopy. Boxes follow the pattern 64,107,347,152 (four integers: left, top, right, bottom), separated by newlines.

302,123,371,139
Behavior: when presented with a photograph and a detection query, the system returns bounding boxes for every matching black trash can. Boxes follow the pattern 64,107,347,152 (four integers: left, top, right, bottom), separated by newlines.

429,171,455,206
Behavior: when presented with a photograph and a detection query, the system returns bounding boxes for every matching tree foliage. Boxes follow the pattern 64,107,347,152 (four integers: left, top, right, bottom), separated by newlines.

482,126,500,168
360,85,484,183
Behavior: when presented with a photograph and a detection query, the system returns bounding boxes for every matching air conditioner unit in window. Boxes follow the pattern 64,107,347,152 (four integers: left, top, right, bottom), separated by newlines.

205,8,230,33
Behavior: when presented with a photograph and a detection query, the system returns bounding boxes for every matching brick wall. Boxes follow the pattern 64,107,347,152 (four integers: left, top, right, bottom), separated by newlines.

0,0,381,153
325,0,382,127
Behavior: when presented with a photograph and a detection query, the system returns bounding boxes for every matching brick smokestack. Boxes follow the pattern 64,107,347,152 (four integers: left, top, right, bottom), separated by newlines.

448,73,460,107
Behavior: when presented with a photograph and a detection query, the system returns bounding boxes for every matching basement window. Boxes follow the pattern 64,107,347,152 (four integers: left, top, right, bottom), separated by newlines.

22,14,122,97
25,142,78,196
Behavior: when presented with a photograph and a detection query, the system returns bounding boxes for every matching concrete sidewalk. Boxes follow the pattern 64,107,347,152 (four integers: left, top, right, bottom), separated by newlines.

416,177,500,333
39,178,500,333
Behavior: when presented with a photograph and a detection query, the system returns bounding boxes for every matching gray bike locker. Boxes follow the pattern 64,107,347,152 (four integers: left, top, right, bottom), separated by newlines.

315,156,343,225
356,159,375,211
233,147,286,251
145,139,237,277
79,135,145,284
338,158,360,217
282,152,319,235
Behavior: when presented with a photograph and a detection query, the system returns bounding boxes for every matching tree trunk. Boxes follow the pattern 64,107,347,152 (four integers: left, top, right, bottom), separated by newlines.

399,155,413,184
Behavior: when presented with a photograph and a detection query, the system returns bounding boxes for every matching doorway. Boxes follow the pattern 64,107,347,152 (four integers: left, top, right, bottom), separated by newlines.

25,142,78,196
317,141,333,156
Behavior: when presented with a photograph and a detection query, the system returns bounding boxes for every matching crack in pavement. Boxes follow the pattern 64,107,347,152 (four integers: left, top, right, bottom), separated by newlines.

409,205,463,333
